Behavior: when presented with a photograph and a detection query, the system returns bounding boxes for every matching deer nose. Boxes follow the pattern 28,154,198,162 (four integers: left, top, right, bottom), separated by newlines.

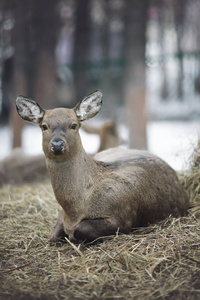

51,139,64,154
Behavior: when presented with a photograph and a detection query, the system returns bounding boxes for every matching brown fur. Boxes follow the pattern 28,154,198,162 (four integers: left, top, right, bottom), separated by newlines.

16,91,189,243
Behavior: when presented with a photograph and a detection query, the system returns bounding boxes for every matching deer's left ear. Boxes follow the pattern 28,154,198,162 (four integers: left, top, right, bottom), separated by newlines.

16,96,45,125
74,90,103,122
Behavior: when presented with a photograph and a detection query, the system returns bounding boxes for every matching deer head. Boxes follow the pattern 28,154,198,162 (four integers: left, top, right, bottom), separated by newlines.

16,91,103,160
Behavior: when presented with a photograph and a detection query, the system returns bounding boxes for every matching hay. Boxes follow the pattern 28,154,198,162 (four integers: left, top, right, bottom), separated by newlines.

1,145,200,299
180,139,200,216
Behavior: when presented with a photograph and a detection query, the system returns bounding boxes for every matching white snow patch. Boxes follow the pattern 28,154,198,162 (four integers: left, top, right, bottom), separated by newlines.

147,121,200,170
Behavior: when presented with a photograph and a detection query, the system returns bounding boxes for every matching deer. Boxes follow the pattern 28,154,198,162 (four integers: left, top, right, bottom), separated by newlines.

82,120,120,152
16,91,189,244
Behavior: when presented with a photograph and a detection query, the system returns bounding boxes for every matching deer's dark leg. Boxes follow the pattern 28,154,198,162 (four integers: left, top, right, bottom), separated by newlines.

74,218,119,243
49,211,68,243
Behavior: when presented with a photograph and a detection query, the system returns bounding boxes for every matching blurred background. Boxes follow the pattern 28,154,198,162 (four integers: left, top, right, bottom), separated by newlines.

0,0,200,170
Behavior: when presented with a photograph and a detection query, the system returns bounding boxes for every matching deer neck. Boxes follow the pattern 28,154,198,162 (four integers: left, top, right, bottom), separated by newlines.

45,148,101,218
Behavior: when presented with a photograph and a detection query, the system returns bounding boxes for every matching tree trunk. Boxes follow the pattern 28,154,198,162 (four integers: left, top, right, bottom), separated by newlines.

124,1,149,149
11,0,30,148
73,0,92,102
173,0,188,101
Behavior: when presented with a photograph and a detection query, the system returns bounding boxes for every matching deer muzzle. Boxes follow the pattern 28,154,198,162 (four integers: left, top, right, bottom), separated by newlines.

51,138,65,155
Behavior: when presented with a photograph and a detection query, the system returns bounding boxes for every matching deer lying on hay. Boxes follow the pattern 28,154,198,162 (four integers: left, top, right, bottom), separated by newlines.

16,91,189,244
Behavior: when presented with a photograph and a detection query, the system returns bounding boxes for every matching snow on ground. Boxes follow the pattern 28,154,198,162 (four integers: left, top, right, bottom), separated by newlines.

0,120,199,171
147,121,200,170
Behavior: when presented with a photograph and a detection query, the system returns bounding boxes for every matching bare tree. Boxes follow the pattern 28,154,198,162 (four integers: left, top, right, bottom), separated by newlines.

73,0,92,102
31,0,60,107
173,0,188,101
10,0,30,148
123,1,149,149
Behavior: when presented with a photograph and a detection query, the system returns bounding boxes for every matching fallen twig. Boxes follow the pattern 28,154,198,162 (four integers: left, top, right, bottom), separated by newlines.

0,261,31,273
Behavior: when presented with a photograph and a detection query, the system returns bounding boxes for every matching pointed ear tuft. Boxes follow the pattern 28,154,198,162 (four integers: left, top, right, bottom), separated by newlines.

74,90,103,122
16,96,45,125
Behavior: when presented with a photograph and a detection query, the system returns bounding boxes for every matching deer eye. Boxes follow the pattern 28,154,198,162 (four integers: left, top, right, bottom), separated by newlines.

71,123,77,130
41,124,48,131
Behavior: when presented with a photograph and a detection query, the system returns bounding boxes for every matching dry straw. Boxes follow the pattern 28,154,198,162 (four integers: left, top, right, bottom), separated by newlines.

0,144,200,299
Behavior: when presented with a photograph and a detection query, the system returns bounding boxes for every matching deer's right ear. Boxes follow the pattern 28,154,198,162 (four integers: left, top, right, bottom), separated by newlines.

16,96,45,125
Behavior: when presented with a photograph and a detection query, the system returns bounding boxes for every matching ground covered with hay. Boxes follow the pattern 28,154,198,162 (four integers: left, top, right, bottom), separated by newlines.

0,146,200,300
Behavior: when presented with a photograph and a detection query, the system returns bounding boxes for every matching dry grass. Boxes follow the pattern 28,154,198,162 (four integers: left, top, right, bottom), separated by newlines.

0,146,200,299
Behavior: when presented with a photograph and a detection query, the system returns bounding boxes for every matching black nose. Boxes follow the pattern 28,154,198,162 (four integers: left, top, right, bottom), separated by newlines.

51,139,64,154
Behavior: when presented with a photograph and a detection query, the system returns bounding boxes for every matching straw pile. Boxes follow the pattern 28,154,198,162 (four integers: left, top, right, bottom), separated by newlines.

0,145,200,299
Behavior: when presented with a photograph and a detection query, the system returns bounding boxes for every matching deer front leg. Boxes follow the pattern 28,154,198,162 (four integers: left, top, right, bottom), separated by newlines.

49,211,68,243
73,218,119,243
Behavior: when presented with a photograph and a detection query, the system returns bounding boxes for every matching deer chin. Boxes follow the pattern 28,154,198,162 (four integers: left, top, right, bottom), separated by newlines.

45,146,70,160
51,148,64,156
